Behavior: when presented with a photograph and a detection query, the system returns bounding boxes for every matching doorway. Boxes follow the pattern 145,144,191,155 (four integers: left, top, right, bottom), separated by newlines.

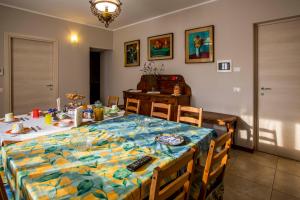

4,33,58,114
255,16,300,160
90,48,102,104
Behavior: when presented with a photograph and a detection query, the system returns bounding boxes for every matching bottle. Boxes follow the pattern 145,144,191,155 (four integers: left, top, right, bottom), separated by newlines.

74,107,83,127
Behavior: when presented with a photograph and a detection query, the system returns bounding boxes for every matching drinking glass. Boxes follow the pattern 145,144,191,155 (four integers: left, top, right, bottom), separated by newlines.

44,114,52,125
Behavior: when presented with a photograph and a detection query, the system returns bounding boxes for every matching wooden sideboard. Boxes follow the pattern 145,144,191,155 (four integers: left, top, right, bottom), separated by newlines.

123,75,191,121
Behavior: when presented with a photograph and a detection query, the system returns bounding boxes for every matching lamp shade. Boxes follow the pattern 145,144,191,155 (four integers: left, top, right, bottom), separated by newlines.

90,0,122,27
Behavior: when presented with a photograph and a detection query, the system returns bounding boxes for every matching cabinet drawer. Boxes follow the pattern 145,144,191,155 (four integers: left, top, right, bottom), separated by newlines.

152,97,176,104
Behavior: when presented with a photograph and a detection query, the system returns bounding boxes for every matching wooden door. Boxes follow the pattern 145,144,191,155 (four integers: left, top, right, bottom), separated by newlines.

257,17,300,160
11,37,57,114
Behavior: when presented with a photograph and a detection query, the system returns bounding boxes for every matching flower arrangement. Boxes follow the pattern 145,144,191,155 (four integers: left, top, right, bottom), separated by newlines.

140,61,165,76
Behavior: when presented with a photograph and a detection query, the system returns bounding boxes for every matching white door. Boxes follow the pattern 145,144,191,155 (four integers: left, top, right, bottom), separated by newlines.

11,37,58,114
258,17,300,160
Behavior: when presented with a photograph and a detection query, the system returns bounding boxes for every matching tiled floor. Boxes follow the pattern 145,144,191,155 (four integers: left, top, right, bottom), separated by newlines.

224,149,300,200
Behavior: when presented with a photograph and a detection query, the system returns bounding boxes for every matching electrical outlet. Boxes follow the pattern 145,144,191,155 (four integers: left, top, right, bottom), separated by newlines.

233,87,241,93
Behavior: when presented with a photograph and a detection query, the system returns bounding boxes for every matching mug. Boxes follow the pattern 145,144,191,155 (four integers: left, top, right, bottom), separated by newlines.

5,113,14,122
111,105,118,111
12,122,24,133
32,109,40,118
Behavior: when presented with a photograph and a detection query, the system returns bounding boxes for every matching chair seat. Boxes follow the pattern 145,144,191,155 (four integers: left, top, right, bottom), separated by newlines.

190,168,224,200
4,183,13,200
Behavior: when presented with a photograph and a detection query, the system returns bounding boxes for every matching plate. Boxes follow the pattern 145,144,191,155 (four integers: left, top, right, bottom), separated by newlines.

53,119,73,127
105,108,119,116
0,117,20,123
155,134,185,146
5,127,31,134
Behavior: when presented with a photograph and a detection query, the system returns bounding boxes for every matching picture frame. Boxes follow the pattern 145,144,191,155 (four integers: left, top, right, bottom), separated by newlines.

217,60,232,72
185,25,214,63
124,40,140,67
148,33,173,61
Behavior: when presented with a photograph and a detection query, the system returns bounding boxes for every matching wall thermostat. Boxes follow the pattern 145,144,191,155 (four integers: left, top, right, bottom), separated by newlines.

217,60,232,72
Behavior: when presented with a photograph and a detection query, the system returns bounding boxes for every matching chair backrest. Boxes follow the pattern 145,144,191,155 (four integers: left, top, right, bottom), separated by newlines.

199,133,232,200
0,176,8,200
107,96,119,107
150,102,171,121
125,98,141,114
177,106,203,127
150,148,197,200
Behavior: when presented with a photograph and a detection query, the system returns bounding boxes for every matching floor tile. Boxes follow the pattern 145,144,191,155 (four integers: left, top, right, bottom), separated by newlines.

273,171,300,198
277,158,300,177
271,190,300,200
235,150,278,169
228,156,276,186
224,187,254,200
224,171,272,200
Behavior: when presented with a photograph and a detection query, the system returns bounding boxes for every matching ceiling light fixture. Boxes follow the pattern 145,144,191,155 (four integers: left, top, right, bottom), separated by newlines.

89,0,122,28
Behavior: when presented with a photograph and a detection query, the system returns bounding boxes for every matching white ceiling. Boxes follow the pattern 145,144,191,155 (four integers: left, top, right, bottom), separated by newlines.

0,0,213,30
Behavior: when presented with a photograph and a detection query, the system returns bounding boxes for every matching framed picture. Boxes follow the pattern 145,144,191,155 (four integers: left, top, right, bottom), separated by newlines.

185,25,214,63
124,40,140,67
148,33,173,61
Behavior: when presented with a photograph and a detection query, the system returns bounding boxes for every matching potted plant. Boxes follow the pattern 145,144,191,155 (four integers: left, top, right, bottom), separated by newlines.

140,62,164,91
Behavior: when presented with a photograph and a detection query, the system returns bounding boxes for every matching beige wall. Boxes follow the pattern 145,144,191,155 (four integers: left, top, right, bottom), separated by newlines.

110,0,300,148
0,5,113,116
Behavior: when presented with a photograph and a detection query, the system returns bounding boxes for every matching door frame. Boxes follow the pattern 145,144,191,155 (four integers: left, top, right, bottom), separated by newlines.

253,15,300,151
4,32,59,113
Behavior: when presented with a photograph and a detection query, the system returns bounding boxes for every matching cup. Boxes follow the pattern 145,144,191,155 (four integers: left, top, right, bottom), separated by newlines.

32,109,40,118
111,105,118,111
5,113,14,122
94,107,104,121
44,114,52,125
12,122,24,133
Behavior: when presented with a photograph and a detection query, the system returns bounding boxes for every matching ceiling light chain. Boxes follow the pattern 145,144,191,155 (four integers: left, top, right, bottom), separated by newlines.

89,0,122,28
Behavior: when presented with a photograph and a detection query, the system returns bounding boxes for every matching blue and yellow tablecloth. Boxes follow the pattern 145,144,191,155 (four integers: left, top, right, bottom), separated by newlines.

2,114,215,200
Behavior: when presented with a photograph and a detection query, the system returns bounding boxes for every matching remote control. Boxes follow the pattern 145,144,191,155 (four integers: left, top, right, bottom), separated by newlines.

127,156,152,172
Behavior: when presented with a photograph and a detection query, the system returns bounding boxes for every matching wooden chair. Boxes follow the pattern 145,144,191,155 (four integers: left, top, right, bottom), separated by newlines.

177,106,203,127
190,133,232,200
150,148,197,200
0,176,8,200
150,102,171,121
125,98,141,114
107,96,119,107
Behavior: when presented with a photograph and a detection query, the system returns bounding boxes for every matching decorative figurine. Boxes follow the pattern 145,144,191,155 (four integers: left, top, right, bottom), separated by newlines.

173,84,181,96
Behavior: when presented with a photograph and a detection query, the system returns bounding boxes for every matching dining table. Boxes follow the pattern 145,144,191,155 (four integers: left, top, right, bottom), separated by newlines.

1,114,216,200
0,110,125,145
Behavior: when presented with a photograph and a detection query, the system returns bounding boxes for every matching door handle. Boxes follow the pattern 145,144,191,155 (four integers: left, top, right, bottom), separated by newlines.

261,87,272,91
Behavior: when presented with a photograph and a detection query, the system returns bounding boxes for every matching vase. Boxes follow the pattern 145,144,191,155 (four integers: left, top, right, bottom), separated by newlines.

144,75,158,91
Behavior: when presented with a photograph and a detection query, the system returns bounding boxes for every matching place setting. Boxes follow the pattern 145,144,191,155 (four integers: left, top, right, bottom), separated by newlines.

0,113,20,123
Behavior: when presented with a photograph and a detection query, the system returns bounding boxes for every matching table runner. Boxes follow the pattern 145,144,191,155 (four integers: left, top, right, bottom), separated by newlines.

2,114,215,200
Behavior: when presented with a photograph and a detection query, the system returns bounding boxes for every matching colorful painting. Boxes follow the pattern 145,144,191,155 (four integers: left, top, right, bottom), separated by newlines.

124,40,140,67
148,33,173,61
185,25,214,63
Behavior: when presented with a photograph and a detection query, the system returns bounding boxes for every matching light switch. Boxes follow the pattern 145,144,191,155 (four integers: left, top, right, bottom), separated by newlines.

233,67,241,72
233,87,241,93
0,88,3,93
